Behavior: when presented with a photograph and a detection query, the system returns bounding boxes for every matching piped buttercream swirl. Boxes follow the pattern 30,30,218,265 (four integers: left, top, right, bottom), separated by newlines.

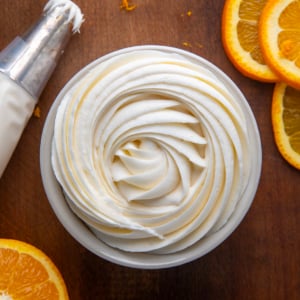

52,49,252,254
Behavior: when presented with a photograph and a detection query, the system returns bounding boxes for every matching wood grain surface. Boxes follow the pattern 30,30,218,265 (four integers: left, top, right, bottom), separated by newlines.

0,1,299,299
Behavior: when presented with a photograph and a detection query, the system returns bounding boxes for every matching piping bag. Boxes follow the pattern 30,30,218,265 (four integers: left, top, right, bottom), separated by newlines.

0,0,84,178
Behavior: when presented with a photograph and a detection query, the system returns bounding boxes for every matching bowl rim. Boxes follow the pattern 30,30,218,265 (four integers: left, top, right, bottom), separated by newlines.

40,45,262,269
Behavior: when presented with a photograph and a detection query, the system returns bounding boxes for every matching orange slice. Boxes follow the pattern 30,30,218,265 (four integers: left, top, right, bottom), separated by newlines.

0,239,69,300
272,82,300,169
259,0,300,89
222,0,278,82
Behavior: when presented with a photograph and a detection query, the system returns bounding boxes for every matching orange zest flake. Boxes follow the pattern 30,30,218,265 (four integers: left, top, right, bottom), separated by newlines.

182,42,203,49
120,0,137,11
182,41,192,48
33,106,41,118
195,42,203,49
181,10,193,18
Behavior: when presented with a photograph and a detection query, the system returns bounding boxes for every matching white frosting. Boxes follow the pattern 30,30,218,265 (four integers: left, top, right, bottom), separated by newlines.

52,50,251,254
44,0,84,33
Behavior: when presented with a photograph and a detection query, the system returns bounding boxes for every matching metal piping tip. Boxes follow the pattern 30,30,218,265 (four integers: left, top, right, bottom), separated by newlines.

0,0,84,100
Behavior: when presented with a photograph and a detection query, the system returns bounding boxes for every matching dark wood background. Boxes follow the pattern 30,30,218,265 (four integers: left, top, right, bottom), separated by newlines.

0,1,299,299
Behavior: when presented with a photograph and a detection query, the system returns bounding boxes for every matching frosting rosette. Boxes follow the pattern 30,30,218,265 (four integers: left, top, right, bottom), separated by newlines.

51,48,254,254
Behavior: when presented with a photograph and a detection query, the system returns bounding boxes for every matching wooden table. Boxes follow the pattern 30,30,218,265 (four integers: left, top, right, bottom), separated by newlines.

0,1,299,299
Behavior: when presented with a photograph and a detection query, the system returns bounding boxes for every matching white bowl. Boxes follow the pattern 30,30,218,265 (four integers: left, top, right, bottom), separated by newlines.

40,45,262,269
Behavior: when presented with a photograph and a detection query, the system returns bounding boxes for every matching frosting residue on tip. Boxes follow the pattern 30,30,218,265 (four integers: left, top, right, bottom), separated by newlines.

52,49,253,254
44,0,84,33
